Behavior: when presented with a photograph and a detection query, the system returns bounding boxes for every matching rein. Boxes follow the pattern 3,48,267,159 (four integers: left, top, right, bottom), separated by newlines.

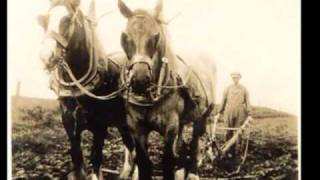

59,60,128,100
47,9,96,87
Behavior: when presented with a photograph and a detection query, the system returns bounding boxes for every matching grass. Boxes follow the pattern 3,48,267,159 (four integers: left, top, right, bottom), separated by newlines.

11,96,58,122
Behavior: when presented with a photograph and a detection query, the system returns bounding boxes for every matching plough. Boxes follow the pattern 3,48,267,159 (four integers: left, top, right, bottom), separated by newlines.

204,115,253,175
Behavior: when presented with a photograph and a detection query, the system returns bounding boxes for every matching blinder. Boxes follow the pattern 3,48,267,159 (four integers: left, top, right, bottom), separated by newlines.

46,8,80,50
43,10,78,71
44,8,98,89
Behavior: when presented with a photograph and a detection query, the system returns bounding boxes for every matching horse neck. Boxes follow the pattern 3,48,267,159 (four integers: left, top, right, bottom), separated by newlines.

66,44,91,80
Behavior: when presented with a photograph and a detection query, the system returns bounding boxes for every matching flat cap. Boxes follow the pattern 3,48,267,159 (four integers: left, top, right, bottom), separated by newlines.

231,72,241,78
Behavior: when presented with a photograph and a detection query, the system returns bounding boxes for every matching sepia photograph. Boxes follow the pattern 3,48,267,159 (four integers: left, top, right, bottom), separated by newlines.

8,0,300,179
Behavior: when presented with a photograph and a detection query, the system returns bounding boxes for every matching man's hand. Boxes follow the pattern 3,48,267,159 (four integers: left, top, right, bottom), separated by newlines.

247,115,253,127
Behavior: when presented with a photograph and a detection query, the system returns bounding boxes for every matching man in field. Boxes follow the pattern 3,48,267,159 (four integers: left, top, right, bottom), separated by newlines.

217,72,252,160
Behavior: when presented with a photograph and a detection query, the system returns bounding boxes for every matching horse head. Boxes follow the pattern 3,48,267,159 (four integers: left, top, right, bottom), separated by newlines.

38,0,101,82
118,0,169,94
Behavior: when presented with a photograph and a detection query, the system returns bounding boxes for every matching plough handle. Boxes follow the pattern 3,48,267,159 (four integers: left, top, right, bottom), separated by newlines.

220,116,253,157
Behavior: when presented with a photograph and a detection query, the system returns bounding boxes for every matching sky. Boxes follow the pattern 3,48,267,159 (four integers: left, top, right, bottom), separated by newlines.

8,0,300,115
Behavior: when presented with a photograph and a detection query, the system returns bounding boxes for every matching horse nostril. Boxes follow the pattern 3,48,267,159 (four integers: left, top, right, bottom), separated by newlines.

130,75,136,84
50,52,55,60
145,76,151,83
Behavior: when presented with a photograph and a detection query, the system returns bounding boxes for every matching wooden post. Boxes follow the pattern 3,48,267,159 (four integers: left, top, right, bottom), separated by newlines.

16,81,21,98
13,81,21,110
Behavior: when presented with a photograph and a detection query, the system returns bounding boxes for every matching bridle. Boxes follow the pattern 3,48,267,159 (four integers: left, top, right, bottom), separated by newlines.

45,8,127,100
46,8,97,88
122,56,192,106
127,59,153,73
121,19,192,106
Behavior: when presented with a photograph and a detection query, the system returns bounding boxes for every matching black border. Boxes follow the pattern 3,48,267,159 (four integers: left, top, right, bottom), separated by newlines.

3,0,8,179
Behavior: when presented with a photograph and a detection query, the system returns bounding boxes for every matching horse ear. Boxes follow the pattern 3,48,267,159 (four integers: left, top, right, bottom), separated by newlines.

64,0,80,13
87,0,96,21
49,0,65,7
37,14,49,31
68,0,80,8
154,0,163,19
118,0,133,18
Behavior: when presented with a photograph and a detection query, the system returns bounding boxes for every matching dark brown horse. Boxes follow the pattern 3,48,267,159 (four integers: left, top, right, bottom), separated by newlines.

38,0,135,179
118,0,216,179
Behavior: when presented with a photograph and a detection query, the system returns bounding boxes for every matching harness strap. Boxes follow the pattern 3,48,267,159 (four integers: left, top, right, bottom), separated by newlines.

60,61,127,100
47,9,96,88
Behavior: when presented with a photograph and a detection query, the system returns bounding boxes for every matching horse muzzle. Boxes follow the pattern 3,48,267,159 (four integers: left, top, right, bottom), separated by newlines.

40,38,57,65
129,67,152,93
127,56,153,93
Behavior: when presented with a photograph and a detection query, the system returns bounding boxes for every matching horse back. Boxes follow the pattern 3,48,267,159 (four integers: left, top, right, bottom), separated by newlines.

175,53,217,106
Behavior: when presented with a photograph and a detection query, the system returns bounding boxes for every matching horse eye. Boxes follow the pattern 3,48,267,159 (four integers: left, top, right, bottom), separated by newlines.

127,40,136,60
121,33,135,60
146,33,160,58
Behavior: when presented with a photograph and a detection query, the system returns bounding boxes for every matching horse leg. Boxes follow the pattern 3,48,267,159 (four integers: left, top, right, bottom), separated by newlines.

88,128,106,180
186,120,205,180
186,138,201,180
62,109,86,180
174,126,187,180
163,128,178,180
118,126,136,179
134,132,153,180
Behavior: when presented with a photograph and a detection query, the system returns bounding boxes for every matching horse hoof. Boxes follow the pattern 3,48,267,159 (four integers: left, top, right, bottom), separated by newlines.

119,171,130,179
87,173,98,180
67,172,76,180
186,173,200,180
119,163,133,179
87,173,104,180
87,168,104,180
132,166,139,180
174,168,185,180
67,170,87,180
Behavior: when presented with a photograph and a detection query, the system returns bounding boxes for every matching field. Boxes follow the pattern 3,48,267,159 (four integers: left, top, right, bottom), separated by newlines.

11,96,298,180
